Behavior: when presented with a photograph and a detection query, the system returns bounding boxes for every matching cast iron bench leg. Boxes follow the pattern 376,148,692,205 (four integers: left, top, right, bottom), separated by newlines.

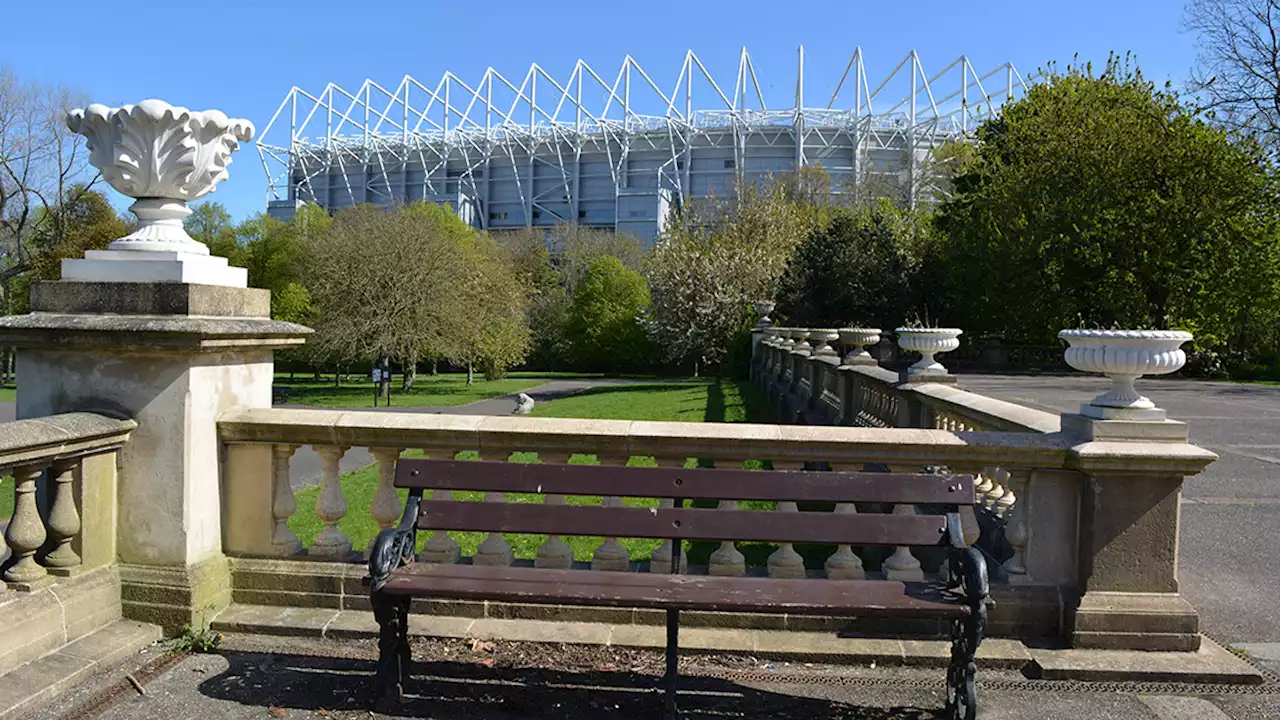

664,608,679,720
946,547,988,720
372,591,410,710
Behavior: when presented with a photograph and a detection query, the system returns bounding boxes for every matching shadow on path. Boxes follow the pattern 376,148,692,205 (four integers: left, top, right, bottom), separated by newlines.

197,650,939,720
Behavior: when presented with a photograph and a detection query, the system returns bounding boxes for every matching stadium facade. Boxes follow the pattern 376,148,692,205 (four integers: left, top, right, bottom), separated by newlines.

258,48,1027,243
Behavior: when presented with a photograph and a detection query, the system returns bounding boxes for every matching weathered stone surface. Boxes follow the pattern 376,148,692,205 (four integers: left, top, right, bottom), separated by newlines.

0,567,122,677
1030,636,1263,683
119,557,231,634
0,313,308,352
0,620,158,720
30,281,270,318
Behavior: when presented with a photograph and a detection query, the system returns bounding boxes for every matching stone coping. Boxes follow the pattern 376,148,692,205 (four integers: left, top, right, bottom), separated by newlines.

0,412,136,472
218,405,1078,468
0,313,310,352
219,405,1215,473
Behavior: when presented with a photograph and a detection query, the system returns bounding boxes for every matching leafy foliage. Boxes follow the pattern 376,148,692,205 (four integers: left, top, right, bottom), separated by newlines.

302,203,475,374
28,187,126,280
648,180,813,372
565,256,657,371
936,57,1280,354
776,202,937,329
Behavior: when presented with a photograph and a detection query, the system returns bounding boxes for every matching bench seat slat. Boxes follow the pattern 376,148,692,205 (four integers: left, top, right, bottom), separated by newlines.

382,563,969,618
418,500,949,547
396,460,974,505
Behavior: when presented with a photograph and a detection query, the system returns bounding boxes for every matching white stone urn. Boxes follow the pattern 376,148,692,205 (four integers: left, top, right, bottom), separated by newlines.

895,327,963,375
810,328,841,357
839,328,882,366
61,99,255,286
753,300,776,327
1058,329,1192,419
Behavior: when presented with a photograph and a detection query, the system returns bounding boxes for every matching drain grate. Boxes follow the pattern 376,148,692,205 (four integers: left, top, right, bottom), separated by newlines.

57,650,190,720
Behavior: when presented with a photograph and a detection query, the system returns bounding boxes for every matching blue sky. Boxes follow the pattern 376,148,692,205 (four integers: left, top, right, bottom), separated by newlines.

3,0,1198,222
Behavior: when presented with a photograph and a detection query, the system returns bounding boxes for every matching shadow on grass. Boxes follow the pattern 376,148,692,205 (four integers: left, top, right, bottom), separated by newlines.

198,650,940,720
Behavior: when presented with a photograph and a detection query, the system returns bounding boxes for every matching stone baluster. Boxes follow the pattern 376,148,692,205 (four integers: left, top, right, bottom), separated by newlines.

766,461,807,578
951,466,984,547
310,445,353,558
43,460,82,574
984,467,1008,511
370,447,405,532
419,449,462,564
882,503,925,581
473,452,515,567
535,454,575,569
1002,469,1028,578
591,455,631,572
975,466,995,500
824,465,864,579
649,456,688,574
3,464,49,588
271,444,302,556
708,458,746,577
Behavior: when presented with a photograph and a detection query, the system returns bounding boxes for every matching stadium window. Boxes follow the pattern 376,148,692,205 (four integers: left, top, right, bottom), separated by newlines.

724,159,735,169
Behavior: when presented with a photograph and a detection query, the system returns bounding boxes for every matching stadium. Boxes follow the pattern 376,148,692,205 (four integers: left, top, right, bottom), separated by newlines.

258,48,1028,243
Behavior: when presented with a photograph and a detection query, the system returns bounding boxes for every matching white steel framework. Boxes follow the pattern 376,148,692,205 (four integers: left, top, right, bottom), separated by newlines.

258,48,1029,241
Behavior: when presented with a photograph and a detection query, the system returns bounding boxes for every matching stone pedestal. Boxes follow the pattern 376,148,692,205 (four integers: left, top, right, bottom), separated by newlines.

1064,413,1217,652
0,281,309,633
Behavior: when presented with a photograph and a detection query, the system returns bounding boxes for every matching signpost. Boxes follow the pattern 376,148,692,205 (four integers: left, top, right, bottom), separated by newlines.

372,367,382,407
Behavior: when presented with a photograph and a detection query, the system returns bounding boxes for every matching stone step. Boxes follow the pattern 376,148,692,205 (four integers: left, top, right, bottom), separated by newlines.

0,620,162,720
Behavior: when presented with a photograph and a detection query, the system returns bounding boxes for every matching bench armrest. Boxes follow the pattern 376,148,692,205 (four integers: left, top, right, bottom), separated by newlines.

369,488,422,592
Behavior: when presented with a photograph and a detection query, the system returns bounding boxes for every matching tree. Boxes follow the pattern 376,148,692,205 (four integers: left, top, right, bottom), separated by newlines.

442,233,531,384
1185,0,1280,152
936,57,1280,355
1,69,96,385
648,179,812,373
776,203,921,329
494,228,571,370
186,201,241,262
566,256,656,372
302,202,473,398
27,186,126,281
548,223,648,294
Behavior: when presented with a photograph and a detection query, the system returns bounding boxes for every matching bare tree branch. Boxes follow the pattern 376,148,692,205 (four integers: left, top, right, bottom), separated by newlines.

1186,0,1280,149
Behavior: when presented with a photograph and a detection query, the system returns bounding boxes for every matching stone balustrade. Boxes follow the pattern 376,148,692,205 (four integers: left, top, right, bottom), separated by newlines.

750,325,1216,650
216,393,1214,650
1,413,136,590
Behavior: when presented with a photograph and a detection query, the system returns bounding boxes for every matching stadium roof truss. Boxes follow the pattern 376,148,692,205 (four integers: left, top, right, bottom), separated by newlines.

258,47,1029,224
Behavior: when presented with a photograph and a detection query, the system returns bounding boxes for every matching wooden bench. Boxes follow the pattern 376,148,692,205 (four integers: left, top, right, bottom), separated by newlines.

367,459,989,720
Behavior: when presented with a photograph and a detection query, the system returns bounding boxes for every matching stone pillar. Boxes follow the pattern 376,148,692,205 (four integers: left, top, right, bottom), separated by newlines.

1063,414,1215,651
0,98,311,633
1,283,309,632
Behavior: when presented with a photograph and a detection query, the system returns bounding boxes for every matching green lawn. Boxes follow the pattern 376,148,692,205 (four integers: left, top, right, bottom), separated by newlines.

285,379,852,571
275,373,547,409
0,386,14,403
530,378,772,423
0,475,12,521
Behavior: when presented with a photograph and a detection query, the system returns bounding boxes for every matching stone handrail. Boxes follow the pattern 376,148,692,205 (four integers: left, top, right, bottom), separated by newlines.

218,406,1074,468
2,413,135,590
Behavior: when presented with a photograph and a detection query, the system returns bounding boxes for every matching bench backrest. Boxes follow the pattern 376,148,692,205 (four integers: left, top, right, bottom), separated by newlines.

395,459,974,549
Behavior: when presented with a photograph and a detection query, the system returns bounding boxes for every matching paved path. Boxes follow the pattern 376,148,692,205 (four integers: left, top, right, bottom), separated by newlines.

960,374,1280,672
